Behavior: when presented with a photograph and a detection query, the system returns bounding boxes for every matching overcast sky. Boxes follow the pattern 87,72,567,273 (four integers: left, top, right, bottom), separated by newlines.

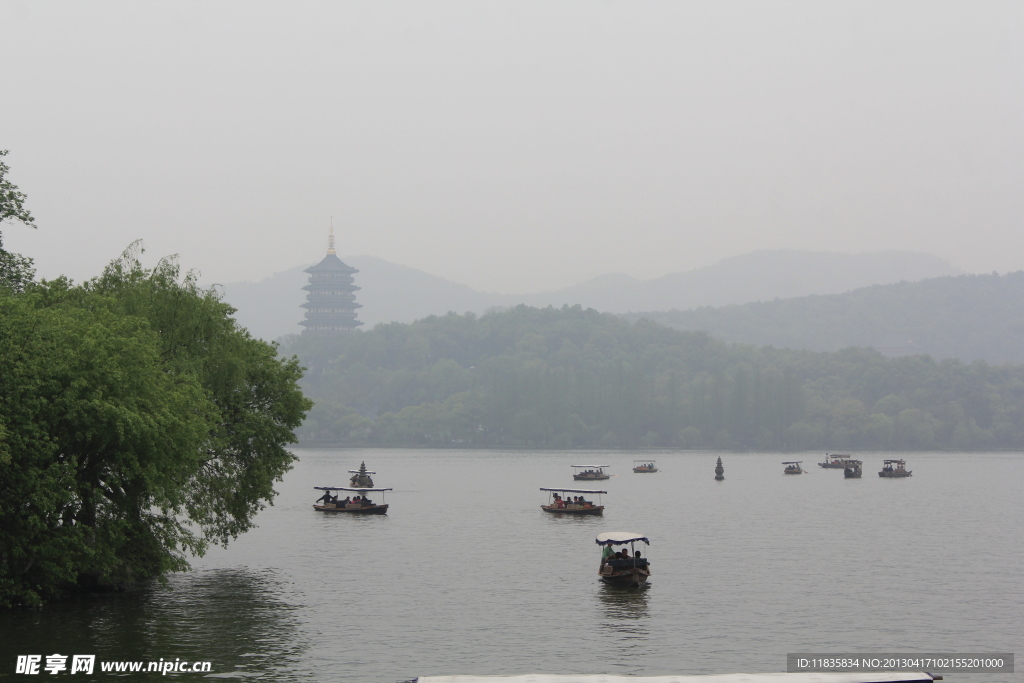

2,1,1021,294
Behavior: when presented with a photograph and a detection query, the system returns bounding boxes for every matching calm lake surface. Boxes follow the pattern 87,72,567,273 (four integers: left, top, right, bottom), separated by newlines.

3,450,1022,682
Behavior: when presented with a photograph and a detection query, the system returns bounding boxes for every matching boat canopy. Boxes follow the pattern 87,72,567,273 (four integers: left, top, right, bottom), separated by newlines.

883,459,906,464
415,673,940,683
571,464,609,468
540,488,607,494
595,531,649,546
314,486,393,492
633,459,657,463
782,461,803,464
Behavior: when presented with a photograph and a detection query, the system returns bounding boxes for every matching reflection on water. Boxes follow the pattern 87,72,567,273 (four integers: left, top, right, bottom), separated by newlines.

597,583,650,637
2,568,306,681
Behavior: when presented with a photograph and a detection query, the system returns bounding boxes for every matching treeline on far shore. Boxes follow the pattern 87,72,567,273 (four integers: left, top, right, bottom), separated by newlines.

282,305,1024,451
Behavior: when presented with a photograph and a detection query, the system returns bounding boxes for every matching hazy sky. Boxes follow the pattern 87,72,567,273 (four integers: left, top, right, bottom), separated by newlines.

2,1,1021,294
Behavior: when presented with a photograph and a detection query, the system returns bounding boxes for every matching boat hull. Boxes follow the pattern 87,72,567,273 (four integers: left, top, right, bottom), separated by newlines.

573,474,610,480
784,469,803,474
878,471,912,478
818,462,846,468
844,470,862,478
314,504,389,514
542,505,603,515
599,567,650,587
632,468,658,473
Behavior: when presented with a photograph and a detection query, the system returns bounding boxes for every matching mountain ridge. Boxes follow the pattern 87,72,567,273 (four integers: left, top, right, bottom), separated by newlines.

219,249,960,343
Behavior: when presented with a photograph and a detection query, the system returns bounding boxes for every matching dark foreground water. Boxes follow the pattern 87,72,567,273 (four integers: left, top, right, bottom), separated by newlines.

3,450,1022,682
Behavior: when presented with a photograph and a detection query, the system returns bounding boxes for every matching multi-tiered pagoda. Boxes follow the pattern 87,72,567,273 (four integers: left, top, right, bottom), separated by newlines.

299,227,363,334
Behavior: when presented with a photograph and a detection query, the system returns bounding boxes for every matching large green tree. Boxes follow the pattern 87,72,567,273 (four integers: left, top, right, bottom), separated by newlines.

0,247,311,607
0,150,36,293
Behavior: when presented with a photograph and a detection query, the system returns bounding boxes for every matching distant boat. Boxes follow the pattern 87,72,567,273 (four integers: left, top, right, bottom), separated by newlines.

572,464,610,480
540,487,605,515
313,486,392,514
879,458,912,478
348,462,375,488
632,460,658,473
843,459,863,478
818,453,850,468
783,461,804,474
597,531,651,587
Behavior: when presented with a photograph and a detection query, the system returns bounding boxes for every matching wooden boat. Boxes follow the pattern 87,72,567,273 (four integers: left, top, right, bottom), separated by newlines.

783,461,804,474
597,531,651,587
632,460,658,473
540,487,605,515
313,486,392,514
348,461,375,488
818,452,850,468
879,458,912,477
572,464,610,480
843,459,862,478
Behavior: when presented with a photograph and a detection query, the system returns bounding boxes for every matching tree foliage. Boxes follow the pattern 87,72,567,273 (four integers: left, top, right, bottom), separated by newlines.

0,150,36,293
285,305,1024,451
0,247,311,607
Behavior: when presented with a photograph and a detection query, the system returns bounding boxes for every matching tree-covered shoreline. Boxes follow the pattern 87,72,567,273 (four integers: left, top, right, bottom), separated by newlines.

1,154,312,608
286,305,1024,452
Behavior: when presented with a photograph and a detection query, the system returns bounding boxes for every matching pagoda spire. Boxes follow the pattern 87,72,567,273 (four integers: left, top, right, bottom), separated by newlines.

327,217,336,255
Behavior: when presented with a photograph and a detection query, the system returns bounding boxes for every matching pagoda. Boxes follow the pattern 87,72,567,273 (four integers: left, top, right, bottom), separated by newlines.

299,226,363,334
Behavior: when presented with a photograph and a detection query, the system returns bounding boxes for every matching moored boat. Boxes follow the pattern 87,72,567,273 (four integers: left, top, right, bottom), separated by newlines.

843,459,862,478
818,453,850,468
313,486,392,514
540,488,606,515
783,461,803,474
597,531,651,587
879,458,912,477
348,462,375,488
632,460,658,473
572,464,610,480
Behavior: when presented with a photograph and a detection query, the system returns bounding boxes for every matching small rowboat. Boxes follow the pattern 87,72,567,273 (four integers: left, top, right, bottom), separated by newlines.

783,461,804,474
632,460,658,473
313,486,392,514
572,464,610,480
597,531,651,587
879,458,912,477
540,487,606,515
818,453,850,468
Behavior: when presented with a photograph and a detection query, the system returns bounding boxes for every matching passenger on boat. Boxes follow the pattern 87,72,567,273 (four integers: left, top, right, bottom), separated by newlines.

317,491,332,505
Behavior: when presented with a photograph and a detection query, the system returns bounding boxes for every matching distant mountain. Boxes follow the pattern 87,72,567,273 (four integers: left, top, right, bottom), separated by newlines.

219,249,959,342
623,272,1024,365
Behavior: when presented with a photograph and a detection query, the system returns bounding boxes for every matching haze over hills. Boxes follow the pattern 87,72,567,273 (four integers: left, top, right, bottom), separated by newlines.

219,250,959,342
624,272,1024,365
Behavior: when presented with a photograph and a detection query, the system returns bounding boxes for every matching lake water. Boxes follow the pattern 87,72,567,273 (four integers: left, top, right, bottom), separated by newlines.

3,450,1022,682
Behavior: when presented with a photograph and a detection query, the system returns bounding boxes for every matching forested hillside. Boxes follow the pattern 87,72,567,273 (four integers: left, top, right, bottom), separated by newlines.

623,272,1024,364
283,305,1024,450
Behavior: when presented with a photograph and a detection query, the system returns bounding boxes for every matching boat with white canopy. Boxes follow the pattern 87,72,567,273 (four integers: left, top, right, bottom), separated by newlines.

783,461,804,474
313,486,392,514
572,464,610,480
597,531,651,587
540,488,605,515
879,458,912,477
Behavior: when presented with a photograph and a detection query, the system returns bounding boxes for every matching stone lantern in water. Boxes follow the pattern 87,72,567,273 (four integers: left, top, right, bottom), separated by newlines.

714,456,724,481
